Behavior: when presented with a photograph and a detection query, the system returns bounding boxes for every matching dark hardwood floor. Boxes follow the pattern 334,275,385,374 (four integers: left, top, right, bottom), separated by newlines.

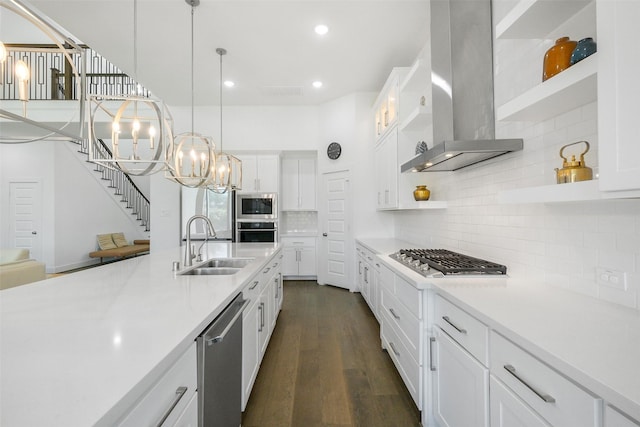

242,280,421,427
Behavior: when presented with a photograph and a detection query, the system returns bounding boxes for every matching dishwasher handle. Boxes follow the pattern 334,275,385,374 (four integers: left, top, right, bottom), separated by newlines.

206,298,250,345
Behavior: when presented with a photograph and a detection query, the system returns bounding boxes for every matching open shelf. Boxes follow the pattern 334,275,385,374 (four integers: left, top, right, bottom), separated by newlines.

497,53,597,122
498,180,601,203
399,105,432,132
496,0,592,39
379,200,448,211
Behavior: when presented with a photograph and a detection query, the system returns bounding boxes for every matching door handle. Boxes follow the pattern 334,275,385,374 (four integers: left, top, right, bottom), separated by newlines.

322,233,327,237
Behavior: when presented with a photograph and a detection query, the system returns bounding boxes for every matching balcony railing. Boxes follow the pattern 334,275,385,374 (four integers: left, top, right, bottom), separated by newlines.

1,44,151,101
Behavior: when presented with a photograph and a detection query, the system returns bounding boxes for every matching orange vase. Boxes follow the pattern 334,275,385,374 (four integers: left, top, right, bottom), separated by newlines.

543,37,577,81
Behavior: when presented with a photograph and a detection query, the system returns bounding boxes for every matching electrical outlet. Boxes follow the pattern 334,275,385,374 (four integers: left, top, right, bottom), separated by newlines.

596,267,628,291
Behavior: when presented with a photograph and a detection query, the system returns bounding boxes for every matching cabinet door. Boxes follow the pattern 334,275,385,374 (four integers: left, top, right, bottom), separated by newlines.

375,129,398,209
242,302,260,410
433,327,489,427
237,155,258,193
490,376,552,427
281,158,299,210
598,0,640,191
256,155,279,193
282,247,299,276
258,290,271,359
298,246,317,276
298,158,316,210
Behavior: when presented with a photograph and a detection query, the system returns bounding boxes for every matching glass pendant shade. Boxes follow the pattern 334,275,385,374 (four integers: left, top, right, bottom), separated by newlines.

89,95,173,176
166,131,216,188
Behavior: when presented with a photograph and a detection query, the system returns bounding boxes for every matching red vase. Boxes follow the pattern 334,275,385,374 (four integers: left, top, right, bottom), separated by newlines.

543,37,577,81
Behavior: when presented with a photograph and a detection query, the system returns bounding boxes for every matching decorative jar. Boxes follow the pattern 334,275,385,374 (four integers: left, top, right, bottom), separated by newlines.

543,36,577,81
413,185,431,201
570,37,597,65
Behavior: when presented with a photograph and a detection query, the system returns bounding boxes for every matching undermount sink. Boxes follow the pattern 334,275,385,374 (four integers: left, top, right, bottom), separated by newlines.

178,257,255,276
181,267,242,276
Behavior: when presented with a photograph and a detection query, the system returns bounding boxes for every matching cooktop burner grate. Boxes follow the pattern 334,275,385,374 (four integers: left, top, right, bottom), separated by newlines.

397,249,507,276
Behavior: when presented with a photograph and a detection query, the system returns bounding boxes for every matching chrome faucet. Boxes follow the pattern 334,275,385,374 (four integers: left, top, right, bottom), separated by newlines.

185,214,217,267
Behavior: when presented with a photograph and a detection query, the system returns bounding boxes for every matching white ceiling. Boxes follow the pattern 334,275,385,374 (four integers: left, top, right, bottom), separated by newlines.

24,0,430,106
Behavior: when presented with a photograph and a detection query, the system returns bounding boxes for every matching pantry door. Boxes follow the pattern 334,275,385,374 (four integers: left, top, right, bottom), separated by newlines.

319,170,351,290
9,181,43,261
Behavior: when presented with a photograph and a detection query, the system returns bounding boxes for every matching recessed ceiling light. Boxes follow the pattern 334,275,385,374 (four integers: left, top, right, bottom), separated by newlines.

224,80,235,88
314,24,329,35
312,81,323,88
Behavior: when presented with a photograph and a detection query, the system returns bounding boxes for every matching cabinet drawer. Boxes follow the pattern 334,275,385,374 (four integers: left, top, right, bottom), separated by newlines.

282,237,316,247
381,311,421,409
381,286,420,362
118,343,197,427
490,331,601,427
435,294,488,366
395,274,421,319
380,264,395,293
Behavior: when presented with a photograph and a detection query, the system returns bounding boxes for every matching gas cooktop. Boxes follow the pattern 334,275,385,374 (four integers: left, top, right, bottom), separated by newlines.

390,249,507,278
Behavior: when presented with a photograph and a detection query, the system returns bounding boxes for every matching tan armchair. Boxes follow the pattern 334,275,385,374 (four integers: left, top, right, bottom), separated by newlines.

0,249,46,290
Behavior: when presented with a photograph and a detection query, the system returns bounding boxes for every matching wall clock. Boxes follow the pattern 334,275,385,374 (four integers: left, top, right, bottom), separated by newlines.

327,142,342,160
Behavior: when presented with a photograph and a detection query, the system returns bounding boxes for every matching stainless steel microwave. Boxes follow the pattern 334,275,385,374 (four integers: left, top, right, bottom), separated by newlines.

236,193,277,220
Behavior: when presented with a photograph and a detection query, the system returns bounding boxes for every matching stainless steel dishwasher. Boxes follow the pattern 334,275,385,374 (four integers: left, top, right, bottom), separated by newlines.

197,293,248,427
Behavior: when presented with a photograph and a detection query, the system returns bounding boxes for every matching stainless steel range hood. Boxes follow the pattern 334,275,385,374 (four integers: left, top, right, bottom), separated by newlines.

401,0,523,173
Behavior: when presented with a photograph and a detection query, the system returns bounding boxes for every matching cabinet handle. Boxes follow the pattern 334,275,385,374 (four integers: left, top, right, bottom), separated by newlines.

254,178,258,190
384,110,389,126
429,337,436,371
504,364,556,403
377,121,381,135
257,178,261,191
249,280,259,290
389,308,400,320
258,303,264,332
263,267,271,274
275,278,279,299
272,262,279,268
364,266,369,283
154,386,188,427
358,261,362,275
389,341,400,357
442,316,467,334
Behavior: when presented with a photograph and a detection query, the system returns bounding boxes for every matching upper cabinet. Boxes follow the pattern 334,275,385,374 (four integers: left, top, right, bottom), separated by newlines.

373,69,405,142
236,155,279,194
596,0,640,192
281,157,316,211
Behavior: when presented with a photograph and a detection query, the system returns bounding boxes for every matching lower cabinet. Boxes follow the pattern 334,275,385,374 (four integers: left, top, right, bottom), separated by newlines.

117,343,197,427
432,326,489,427
241,251,282,411
282,237,316,278
172,391,198,427
355,242,380,322
490,376,552,427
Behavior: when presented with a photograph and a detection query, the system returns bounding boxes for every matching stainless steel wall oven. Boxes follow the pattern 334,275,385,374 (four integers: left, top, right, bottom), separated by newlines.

236,221,278,243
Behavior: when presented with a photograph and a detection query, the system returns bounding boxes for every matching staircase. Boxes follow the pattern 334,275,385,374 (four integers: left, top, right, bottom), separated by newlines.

76,138,151,232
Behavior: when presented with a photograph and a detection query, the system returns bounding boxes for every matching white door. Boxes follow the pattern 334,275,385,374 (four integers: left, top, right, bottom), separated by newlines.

9,181,43,261
319,170,351,290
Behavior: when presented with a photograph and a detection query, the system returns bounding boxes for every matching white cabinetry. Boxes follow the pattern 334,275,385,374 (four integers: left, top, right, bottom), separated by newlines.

355,243,380,322
236,155,279,193
375,128,399,210
241,250,282,411
491,376,552,427
597,0,640,192
606,406,640,427
490,331,601,427
378,263,425,409
373,70,403,141
432,295,489,427
281,236,316,278
118,344,197,427
282,157,316,210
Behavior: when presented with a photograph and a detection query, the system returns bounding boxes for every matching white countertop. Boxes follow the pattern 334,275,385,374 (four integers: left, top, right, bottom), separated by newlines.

357,237,640,421
0,242,281,427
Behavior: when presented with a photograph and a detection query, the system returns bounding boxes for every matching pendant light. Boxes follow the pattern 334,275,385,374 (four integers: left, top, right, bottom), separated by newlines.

207,48,242,193
165,0,216,188
88,0,173,176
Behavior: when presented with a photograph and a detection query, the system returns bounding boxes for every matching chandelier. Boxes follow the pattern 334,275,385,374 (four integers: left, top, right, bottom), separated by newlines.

165,0,216,188
87,0,172,176
207,48,242,193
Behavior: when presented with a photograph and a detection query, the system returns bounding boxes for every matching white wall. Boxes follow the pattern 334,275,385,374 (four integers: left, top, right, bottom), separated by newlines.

392,2,640,310
0,141,149,273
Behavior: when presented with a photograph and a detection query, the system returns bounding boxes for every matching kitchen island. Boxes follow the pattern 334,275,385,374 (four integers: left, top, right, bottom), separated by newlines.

0,242,281,426
358,237,640,425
